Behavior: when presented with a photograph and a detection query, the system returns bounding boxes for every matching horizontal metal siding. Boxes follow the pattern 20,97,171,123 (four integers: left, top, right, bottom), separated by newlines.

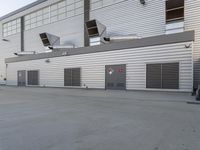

0,32,21,84
90,0,165,38
0,0,84,84
6,42,193,91
185,1,200,88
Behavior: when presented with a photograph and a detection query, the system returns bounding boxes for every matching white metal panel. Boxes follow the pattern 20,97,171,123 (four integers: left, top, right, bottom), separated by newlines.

165,21,184,34
6,42,193,92
90,0,166,38
185,0,200,88
166,28,184,35
0,29,21,84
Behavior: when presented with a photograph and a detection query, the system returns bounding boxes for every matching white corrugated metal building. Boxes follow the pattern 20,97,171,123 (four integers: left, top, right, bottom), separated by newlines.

0,0,199,92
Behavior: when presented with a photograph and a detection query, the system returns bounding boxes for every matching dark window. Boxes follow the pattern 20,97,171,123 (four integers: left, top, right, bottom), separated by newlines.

27,70,39,85
166,0,184,23
146,63,179,89
64,68,81,86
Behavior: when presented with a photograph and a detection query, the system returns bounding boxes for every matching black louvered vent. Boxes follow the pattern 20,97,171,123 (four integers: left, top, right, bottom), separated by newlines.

64,68,81,86
146,63,179,89
146,64,162,88
28,70,39,85
162,63,179,89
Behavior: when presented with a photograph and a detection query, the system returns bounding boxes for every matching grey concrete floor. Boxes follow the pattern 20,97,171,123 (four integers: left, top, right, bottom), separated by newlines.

0,86,199,150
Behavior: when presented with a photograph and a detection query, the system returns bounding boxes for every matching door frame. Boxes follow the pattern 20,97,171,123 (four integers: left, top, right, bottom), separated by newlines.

105,64,126,90
17,70,26,86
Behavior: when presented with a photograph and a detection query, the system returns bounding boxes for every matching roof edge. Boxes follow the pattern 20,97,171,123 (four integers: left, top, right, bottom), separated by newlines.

0,0,47,21
5,30,195,63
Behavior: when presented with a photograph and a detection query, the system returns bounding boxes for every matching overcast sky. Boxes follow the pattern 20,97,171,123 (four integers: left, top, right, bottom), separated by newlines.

0,0,36,17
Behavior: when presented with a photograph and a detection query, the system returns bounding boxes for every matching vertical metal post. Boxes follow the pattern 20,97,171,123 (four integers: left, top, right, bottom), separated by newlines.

84,0,90,47
21,16,25,52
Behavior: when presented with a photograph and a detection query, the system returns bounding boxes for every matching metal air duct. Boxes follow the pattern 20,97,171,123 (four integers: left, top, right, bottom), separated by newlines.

14,51,36,56
48,45,75,50
104,34,141,43
39,32,60,47
39,32,75,50
85,19,107,46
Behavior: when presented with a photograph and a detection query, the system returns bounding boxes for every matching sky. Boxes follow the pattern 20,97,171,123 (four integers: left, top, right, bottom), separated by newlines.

0,0,36,17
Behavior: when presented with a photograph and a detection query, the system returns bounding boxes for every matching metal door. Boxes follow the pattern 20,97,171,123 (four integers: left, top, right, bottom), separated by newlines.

105,64,126,90
17,70,26,86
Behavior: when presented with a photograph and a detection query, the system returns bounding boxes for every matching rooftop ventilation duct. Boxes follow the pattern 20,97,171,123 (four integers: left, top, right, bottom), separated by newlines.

40,32,60,47
39,32,74,50
85,19,107,46
104,34,141,43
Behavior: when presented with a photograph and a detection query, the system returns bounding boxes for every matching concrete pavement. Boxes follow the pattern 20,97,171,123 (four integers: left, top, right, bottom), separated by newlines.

0,86,199,150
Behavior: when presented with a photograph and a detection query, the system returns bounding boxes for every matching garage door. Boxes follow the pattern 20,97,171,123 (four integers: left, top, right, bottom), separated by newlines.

105,64,126,90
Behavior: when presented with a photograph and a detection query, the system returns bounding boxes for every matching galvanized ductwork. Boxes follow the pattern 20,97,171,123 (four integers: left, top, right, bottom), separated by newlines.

85,19,107,46
40,32,60,47
85,20,141,45
39,32,74,50
14,51,36,56
104,34,141,43
48,45,75,50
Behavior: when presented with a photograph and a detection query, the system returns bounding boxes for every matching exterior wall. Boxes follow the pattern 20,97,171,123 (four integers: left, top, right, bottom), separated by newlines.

185,0,200,88
90,0,166,37
0,0,84,84
0,0,166,85
0,0,199,89
6,42,193,92
24,15,84,52
0,24,21,84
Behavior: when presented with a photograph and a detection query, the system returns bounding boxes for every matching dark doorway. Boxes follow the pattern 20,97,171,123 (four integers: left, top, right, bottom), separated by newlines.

105,64,126,90
17,70,26,86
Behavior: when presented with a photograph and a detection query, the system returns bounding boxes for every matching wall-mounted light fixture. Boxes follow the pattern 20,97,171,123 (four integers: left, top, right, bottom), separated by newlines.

2,39,9,42
140,0,146,5
185,44,192,49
